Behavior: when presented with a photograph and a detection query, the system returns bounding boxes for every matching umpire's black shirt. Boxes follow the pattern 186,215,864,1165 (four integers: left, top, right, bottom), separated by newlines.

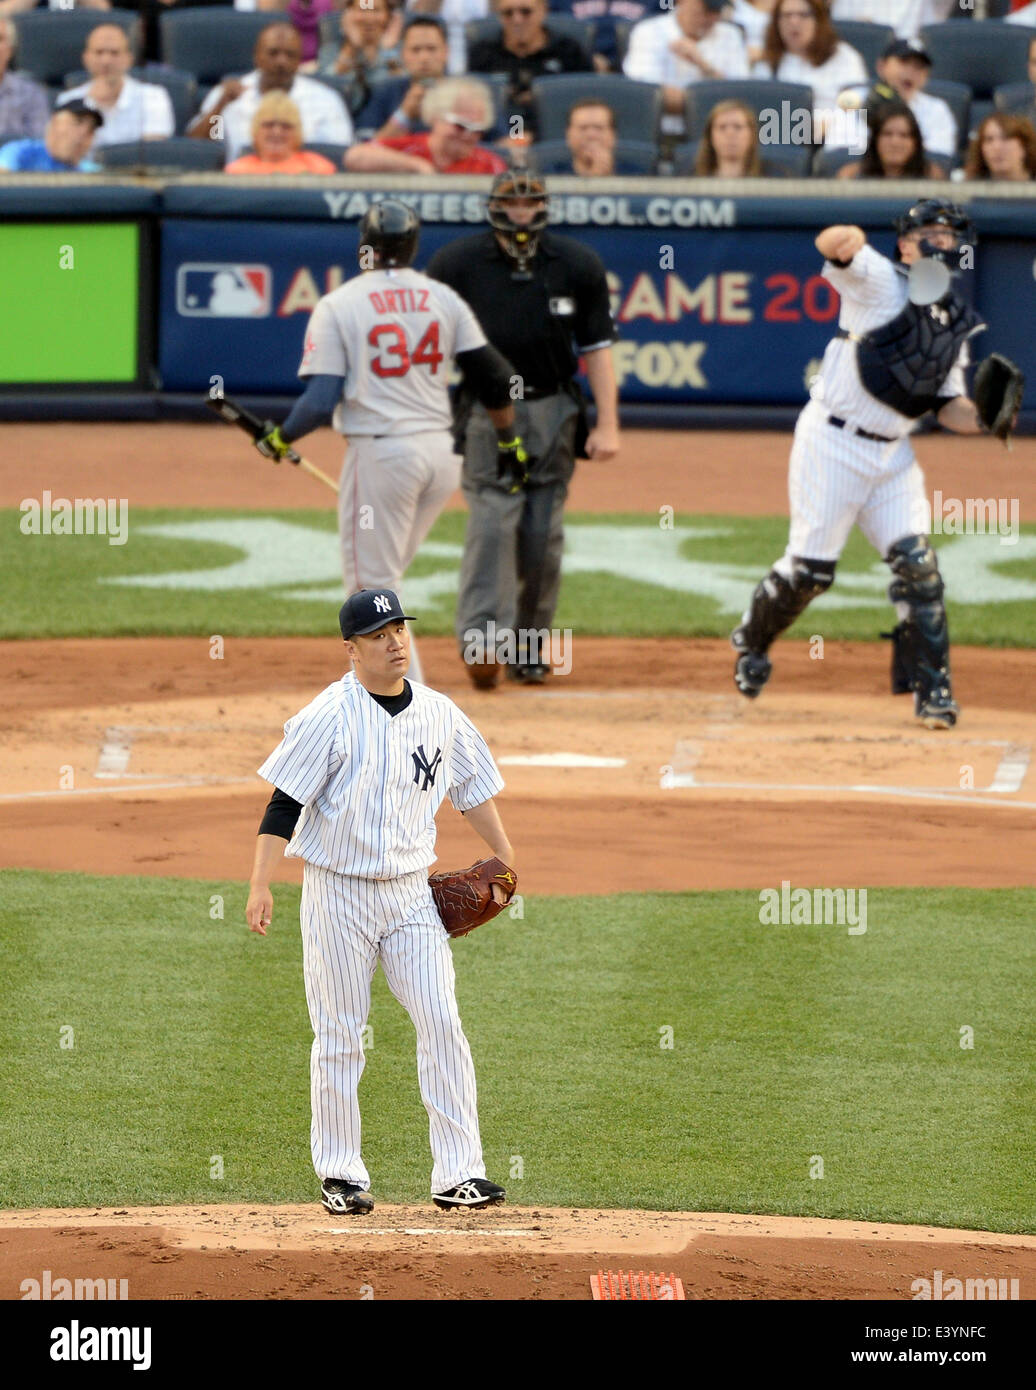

425,230,615,395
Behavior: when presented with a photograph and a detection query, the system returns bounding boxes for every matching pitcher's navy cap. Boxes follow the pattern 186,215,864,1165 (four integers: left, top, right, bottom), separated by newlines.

339,589,415,639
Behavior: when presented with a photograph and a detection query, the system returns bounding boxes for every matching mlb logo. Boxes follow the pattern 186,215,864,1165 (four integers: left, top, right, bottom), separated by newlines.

177,264,272,318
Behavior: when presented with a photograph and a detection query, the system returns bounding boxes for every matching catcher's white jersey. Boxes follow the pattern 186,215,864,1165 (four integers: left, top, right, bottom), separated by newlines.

779,243,970,565
810,244,969,440
257,672,504,877
299,267,487,437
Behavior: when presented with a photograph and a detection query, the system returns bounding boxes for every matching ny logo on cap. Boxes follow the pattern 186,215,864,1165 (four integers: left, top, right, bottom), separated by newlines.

412,744,442,791
374,594,391,613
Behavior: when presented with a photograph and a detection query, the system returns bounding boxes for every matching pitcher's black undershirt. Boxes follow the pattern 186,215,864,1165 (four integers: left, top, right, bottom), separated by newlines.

258,680,413,839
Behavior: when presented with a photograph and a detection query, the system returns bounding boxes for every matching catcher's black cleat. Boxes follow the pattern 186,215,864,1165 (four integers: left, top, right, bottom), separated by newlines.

731,629,772,699
433,1178,506,1210
321,1179,374,1216
916,688,959,730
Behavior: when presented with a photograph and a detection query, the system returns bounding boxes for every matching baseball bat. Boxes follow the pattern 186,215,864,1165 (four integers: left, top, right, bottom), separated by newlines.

206,395,340,495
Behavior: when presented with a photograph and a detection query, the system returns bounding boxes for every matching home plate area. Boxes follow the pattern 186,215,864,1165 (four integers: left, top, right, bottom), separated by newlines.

659,692,1034,808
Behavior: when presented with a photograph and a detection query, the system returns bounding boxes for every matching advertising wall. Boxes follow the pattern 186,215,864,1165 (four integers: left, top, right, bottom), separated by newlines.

1,184,1034,416
154,189,1036,408
0,222,143,385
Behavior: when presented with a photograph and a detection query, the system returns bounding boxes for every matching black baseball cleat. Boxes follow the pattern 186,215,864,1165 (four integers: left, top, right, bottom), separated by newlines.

432,1178,506,1210
321,1179,374,1216
916,688,959,730
509,663,549,685
731,628,772,699
734,650,772,698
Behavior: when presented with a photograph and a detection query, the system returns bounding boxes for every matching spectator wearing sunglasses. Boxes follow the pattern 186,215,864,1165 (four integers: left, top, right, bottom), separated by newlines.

467,0,592,137
343,75,507,171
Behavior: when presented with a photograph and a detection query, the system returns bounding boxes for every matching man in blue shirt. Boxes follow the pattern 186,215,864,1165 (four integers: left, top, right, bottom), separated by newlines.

0,99,103,172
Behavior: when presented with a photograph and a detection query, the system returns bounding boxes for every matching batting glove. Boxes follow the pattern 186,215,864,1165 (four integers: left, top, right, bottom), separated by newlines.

496,434,531,494
256,423,293,461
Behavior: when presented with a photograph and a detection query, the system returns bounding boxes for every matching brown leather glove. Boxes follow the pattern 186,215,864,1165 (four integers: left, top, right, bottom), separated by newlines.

429,857,518,939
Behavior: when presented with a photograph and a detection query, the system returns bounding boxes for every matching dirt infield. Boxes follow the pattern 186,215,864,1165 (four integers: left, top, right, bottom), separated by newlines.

3,1205,1035,1301
1,635,1034,893
4,420,1034,1299
6,422,1036,516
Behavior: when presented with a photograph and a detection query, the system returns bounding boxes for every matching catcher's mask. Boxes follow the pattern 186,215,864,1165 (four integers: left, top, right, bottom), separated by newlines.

358,199,420,270
488,168,549,277
893,198,975,266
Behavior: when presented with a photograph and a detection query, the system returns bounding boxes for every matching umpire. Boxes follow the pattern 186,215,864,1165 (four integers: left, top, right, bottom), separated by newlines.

426,168,620,688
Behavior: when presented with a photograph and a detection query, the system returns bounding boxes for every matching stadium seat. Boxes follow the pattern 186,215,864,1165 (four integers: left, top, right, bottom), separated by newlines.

812,145,862,176
923,79,972,153
310,71,359,113
683,79,815,143
758,142,816,177
967,98,996,140
159,8,292,87
64,66,199,137
832,21,896,78
529,138,658,174
920,21,1033,100
319,11,342,48
671,140,813,177
98,137,225,171
994,81,1036,115
464,17,595,65
530,74,662,144
302,143,348,166
14,9,140,86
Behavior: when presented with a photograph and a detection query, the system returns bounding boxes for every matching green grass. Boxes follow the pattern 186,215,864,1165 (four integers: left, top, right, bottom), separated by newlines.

4,507,1034,645
2,870,1033,1231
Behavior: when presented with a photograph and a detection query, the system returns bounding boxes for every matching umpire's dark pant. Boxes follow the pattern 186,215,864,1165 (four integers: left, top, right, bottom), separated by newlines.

456,392,579,664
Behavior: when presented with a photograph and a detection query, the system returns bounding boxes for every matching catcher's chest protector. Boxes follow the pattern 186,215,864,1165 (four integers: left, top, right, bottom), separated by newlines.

847,288,986,419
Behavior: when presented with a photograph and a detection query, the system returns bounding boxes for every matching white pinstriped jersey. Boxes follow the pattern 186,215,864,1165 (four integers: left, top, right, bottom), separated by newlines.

257,673,504,878
809,244,970,441
299,267,487,438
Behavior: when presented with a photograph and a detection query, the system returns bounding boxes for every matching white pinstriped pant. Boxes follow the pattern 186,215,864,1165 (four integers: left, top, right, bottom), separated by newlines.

778,399,930,571
300,862,485,1194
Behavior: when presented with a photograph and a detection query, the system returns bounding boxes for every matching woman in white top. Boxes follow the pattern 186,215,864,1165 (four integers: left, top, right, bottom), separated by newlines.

754,0,867,132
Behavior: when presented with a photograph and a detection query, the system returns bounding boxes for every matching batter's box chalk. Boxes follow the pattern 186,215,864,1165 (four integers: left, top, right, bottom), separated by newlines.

590,1270,686,1300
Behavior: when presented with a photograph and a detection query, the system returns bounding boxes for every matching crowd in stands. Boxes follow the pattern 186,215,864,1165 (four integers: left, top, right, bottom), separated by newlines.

0,0,1034,179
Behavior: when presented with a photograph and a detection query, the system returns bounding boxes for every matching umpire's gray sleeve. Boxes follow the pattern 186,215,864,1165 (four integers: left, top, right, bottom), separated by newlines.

455,343,514,411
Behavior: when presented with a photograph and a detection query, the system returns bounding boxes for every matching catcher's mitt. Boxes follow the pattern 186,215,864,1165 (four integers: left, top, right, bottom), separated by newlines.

429,857,518,939
974,353,1024,443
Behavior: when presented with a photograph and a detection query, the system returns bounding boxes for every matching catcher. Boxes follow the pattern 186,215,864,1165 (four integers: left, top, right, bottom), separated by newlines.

245,588,517,1215
732,198,1024,729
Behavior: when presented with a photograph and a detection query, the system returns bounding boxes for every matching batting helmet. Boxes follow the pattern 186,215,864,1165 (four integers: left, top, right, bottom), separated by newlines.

358,200,420,269
488,167,549,264
894,198,976,250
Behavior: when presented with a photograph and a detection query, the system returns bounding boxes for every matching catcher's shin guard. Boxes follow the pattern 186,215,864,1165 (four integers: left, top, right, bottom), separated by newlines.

731,559,835,697
885,534,957,726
